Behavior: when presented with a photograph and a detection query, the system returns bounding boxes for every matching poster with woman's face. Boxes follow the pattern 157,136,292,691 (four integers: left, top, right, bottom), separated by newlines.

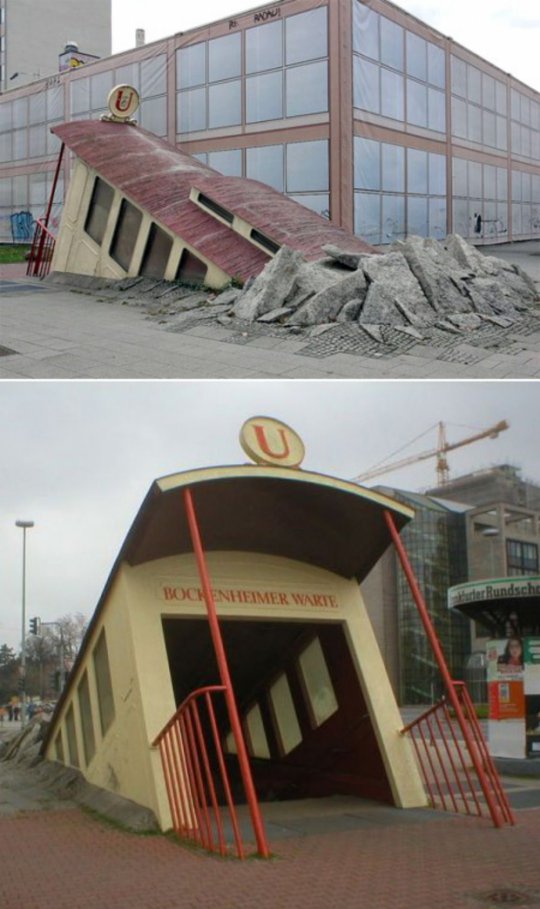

487,638,524,682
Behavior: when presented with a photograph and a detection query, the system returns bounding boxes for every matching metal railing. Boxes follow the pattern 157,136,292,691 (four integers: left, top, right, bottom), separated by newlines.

26,218,56,279
153,685,249,858
402,683,515,826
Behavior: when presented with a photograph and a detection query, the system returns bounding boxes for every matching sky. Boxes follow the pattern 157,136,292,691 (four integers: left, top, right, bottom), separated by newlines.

1,379,539,651
111,0,540,92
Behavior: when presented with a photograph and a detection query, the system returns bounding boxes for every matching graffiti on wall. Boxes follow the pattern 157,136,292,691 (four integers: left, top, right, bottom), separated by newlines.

10,211,35,242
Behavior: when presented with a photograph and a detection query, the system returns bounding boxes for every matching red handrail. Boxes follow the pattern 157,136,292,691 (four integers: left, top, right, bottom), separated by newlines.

153,685,250,858
27,218,56,279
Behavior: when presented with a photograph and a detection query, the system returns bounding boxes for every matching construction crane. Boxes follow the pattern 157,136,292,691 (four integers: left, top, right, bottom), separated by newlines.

354,420,509,487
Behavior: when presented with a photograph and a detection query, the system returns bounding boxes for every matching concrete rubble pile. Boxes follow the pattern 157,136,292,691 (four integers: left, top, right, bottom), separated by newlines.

225,234,539,336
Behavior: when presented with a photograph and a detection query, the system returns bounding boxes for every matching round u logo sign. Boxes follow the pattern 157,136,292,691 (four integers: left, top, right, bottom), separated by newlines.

106,84,140,120
239,416,305,468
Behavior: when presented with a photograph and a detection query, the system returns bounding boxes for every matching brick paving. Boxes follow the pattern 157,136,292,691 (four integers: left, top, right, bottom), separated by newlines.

0,800,539,908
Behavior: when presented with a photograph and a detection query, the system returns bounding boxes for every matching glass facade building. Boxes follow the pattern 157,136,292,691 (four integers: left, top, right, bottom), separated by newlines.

0,0,539,246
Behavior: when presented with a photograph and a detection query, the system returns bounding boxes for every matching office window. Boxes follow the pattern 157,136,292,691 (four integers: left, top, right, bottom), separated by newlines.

141,54,167,97
427,43,445,89
285,7,327,65
269,673,302,754
177,42,206,89
468,65,481,105
380,17,403,71
354,56,380,114
428,153,446,196
90,70,114,110
382,143,404,192
428,88,446,132
77,671,96,766
353,2,380,60
177,87,206,133
246,20,283,73
355,137,381,190
208,80,241,128
355,192,381,244
298,638,338,728
110,199,143,271
286,61,328,117
286,140,328,192
407,149,428,194
246,71,283,123
407,79,427,128
207,149,242,177
84,178,114,246
406,32,426,82
381,69,404,120
65,704,80,768
407,196,428,237
208,33,241,82
140,223,173,279
246,144,284,192
92,629,115,736
507,539,538,576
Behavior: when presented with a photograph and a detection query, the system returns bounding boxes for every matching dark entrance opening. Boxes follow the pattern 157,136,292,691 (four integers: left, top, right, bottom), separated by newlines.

162,617,393,805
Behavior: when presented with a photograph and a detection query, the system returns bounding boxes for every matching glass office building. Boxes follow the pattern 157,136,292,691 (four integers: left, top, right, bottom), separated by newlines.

1,0,539,245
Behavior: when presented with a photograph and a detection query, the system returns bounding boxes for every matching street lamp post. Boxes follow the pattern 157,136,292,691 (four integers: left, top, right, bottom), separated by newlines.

15,520,34,727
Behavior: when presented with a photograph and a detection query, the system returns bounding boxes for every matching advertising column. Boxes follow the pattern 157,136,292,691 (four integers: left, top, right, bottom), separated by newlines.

487,638,525,759
525,638,540,758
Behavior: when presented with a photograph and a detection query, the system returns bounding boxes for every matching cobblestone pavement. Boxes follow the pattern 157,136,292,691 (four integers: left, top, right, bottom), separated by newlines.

0,243,539,378
0,789,539,908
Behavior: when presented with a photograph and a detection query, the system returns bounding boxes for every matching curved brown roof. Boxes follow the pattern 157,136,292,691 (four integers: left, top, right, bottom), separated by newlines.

52,120,375,281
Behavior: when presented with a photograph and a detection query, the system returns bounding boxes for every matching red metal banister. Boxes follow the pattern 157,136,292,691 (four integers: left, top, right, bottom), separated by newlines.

153,685,227,746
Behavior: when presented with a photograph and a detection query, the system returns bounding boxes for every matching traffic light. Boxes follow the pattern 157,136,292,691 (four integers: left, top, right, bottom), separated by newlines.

29,616,41,635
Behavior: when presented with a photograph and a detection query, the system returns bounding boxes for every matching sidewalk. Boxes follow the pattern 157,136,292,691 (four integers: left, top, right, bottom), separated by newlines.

0,242,539,379
1,757,540,909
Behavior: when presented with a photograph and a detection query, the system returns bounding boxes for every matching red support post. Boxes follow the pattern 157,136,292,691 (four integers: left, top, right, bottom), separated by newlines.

384,509,506,829
183,487,270,858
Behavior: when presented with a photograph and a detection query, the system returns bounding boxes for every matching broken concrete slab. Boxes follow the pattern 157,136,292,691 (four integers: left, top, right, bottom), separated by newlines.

361,323,384,343
446,313,483,331
361,252,436,326
322,244,364,270
288,268,367,325
393,237,471,315
360,283,408,326
337,299,364,322
257,307,293,323
232,246,306,320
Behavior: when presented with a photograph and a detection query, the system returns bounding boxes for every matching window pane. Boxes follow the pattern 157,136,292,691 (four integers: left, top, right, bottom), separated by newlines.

92,629,115,736
177,87,206,133
246,20,283,73
353,2,380,60
381,69,403,120
451,56,467,98
407,79,427,127
452,96,467,139
380,17,403,71
176,248,207,284
177,42,206,89
110,199,143,271
46,87,64,121
246,71,283,123
208,33,241,82
286,61,328,117
288,193,330,218
497,167,508,201
382,143,404,192
85,178,114,246
428,87,445,132
382,194,405,242
469,161,482,198
140,96,167,136
115,63,140,91
208,148,242,176
209,80,241,128
483,109,496,148
286,7,327,65
141,55,166,97
496,115,508,151
428,153,446,196
355,191,381,244
29,125,46,158
269,673,302,754
496,81,507,115
245,704,271,759
406,32,426,82
29,91,46,125
65,705,80,768
483,74,496,111
428,43,445,89
91,70,114,110
246,144,284,192
429,196,447,238
468,65,481,104
298,638,338,728
140,223,173,278
408,148,428,194
355,136,380,190
354,55,380,113
468,104,482,144
78,671,96,766
287,139,328,191
407,195,428,237
71,77,90,114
